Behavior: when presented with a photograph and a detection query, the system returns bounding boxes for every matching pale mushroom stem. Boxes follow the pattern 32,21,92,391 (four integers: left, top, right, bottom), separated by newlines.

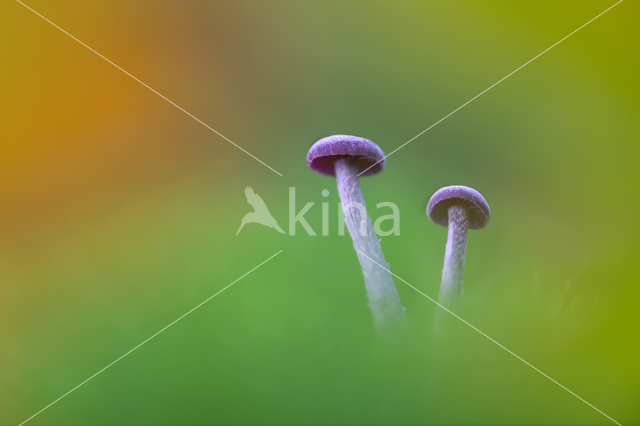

434,204,469,335
334,158,410,344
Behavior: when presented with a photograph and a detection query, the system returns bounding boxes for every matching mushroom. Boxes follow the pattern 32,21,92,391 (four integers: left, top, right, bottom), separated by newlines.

307,135,409,343
427,185,490,332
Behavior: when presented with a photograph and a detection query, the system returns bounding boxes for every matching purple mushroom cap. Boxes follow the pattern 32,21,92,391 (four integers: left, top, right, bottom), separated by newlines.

307,135,386,177
427,185,491,230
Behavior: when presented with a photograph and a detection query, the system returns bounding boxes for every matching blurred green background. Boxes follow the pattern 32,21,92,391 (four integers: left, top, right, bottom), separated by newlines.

1,0,638,424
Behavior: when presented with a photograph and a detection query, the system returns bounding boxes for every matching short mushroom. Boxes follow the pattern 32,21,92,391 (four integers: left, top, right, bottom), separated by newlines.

427,185,490,327
308,135,409,343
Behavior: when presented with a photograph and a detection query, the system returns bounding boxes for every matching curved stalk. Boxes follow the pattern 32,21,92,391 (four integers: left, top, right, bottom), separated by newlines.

334,158,409,344
434,204,468,336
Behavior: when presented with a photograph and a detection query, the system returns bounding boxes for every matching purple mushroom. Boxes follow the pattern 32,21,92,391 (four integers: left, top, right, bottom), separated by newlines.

308,135,409,343
427,185,490,330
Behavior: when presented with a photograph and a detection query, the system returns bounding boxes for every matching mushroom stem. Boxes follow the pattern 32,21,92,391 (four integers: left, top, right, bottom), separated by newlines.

440,205,469,304
334,158,409,343
434,204,469,334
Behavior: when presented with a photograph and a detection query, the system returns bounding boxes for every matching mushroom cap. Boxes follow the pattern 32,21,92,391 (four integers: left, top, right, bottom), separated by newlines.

307,135,386,177
427,185,491,230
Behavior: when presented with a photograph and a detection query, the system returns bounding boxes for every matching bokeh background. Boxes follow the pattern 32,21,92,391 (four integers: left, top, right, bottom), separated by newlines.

1,0,639,424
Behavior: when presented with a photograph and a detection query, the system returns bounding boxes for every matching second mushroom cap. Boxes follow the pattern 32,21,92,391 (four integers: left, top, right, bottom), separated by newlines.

427,185,491,230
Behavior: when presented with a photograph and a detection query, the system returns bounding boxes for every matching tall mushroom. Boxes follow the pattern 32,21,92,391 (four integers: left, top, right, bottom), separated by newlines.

307,135,409,343
427,185,490,333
